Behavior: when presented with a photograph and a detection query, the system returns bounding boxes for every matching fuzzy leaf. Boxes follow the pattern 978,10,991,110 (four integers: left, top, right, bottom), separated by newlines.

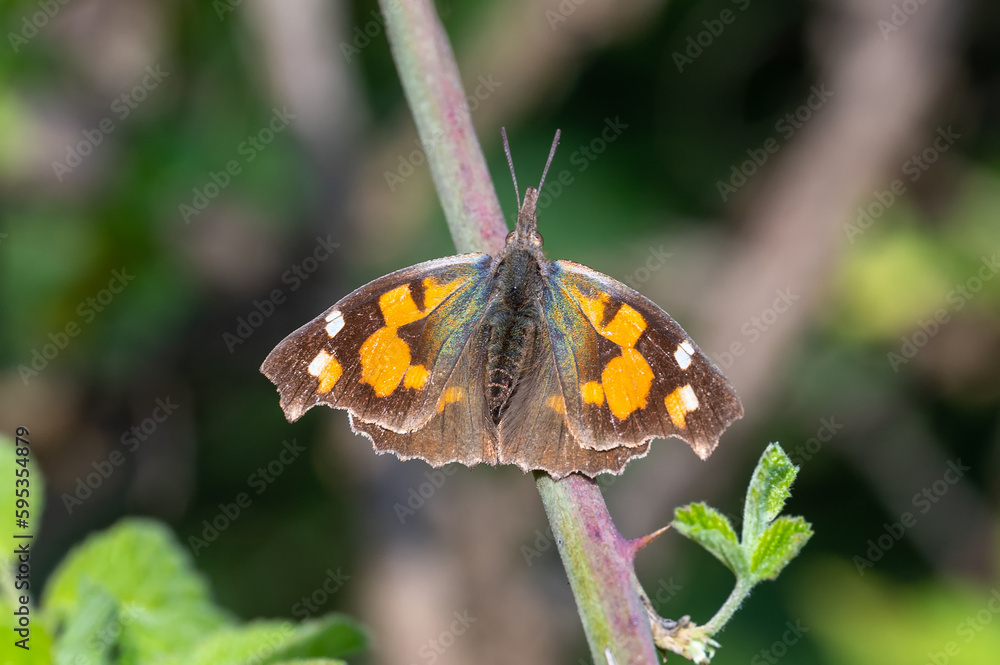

750,515,813,581
672,503,746,576
52,579,118,665
162,615,366,665
742,443,798,550
42,518,231,664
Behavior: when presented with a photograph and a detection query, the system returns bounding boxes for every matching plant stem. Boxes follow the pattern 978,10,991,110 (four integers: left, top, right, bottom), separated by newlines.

703,578,754,635
537,473,660,664
378,0,507,255
379,2,659,662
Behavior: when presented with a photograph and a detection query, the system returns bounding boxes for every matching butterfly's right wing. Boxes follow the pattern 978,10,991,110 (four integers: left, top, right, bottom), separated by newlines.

261,253,495,433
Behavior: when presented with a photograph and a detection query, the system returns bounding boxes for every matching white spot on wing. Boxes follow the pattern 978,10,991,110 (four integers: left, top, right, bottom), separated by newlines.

674,344,693,370
680,340,694,354
680,384,699,411
308,350,332,376
325,310,344,337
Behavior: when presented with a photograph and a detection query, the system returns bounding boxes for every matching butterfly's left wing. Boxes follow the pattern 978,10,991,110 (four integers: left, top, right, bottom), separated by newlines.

498,317,651,478
540,260,743,459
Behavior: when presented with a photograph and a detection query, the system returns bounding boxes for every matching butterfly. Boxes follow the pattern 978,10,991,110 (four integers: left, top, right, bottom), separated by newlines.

261,130,743,478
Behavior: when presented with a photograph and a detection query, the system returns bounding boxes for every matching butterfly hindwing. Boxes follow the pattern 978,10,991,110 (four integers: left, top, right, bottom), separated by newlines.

498,319,651,477
261,253,494,431
541,260,743,459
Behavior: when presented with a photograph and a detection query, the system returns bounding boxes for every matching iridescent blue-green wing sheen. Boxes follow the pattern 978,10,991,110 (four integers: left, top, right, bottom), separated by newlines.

540,260,743,459
498,320,650,478
260,253,494,433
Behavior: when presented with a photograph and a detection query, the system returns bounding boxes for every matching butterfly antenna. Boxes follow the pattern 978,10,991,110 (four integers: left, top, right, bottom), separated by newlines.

501,127,520,207
538,129,561,194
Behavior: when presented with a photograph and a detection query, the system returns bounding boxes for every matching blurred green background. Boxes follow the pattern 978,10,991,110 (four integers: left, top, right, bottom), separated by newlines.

2,0,999,663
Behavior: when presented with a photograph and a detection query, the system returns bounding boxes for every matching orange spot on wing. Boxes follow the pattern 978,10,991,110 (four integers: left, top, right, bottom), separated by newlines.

404,364,429,389
360,277,464,397
359,327,411,397
438,386,464,412
546,394,566,414
571,286,608,329
308,350,344,394
601,349,654,420
571,286,653,420
423,276,461,311
582,381,605,406
600,304,646,348
378,285,425,328
665,384,699,429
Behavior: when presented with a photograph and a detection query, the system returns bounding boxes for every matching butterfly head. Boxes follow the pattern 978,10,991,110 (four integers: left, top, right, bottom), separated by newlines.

507,186,544,249
501,128,560,252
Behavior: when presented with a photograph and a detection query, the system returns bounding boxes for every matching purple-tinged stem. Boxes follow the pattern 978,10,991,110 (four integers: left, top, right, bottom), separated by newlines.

379,1,659,662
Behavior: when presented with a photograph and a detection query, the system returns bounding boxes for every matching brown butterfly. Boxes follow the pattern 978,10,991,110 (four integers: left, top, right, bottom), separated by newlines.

261,131,742,478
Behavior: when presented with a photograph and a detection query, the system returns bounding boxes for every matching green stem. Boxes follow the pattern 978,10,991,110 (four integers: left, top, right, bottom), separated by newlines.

379,0,507,255
703,578,754,635
537,474,660,664
380,2,659,662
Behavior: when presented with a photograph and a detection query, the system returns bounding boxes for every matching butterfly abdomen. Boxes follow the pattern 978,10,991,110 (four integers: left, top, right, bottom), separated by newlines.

483,250,544,423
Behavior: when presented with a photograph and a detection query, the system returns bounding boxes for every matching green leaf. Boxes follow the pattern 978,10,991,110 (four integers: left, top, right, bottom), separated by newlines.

52,579,118,665
672,503,746,576
749,515,813,581
162,615,367,665
275,614,368,660
741,442,798,550
42,518,231,665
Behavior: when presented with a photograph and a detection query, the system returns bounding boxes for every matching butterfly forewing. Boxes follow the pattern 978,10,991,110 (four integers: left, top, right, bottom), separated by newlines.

349,329,496,468
261,253,493,431
541,260,743,459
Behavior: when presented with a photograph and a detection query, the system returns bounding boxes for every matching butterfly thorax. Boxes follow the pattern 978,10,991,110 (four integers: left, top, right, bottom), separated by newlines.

483,189,547,424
